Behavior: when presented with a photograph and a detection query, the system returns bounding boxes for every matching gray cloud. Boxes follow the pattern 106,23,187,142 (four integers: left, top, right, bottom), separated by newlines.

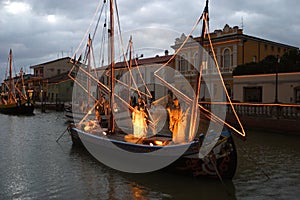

0,0,299,79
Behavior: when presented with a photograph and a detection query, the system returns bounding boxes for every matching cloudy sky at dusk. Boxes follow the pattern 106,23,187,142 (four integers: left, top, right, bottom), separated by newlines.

0,0,299,79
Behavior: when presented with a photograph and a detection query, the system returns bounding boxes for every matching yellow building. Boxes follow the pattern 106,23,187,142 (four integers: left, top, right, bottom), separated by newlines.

171,24,299,99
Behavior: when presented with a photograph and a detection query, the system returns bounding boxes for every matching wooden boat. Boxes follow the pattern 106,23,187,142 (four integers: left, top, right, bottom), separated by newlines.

0,49,34,115
68,0,245,179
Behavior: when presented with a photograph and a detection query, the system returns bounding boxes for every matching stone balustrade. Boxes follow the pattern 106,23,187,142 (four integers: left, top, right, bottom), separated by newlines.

202,103,300,120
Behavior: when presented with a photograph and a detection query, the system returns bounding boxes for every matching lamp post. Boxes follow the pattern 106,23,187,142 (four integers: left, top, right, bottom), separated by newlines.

274,55,280,103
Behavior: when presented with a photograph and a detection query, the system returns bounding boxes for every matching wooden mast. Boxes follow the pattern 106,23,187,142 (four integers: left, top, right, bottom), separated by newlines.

9,49,14,103
128,36,133,104
189,0,209,141
87,34,92,111
109,0,115,133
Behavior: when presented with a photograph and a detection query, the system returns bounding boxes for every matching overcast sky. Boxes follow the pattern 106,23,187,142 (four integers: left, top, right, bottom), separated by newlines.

0,0,299,79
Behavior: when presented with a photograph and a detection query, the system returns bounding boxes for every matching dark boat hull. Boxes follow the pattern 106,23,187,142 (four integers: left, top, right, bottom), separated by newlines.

0,101,34,115
69,127,237,179
164,136,237,179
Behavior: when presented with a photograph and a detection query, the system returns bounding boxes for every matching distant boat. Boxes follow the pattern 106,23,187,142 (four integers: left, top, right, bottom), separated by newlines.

68,0,245,179
0,49,34,115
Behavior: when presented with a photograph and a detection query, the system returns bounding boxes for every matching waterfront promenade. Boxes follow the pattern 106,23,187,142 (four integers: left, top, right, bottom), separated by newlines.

34,101,67,111
226,103,300,135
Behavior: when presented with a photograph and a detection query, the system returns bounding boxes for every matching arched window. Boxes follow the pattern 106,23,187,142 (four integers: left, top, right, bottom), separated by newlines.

223,48,231,69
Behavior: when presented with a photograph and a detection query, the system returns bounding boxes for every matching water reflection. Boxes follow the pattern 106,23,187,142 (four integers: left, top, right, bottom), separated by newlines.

234,129,300,199
69,144,236,199
0,111,299,199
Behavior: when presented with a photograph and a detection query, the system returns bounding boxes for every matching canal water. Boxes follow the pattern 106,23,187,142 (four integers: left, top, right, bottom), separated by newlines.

0,110,299,199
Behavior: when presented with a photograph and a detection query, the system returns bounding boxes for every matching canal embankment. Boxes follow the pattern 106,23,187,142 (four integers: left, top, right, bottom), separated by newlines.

34,101,67,112
226,104,300,135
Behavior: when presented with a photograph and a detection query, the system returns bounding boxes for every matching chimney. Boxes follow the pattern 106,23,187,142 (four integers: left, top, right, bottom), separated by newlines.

164,50,169,56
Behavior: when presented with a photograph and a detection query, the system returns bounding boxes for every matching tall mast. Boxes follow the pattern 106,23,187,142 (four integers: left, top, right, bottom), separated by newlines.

109,0,115,133
87,34,92,111
189,0,209,141
9,49,14,101
201,0,209,44
128,36,133,103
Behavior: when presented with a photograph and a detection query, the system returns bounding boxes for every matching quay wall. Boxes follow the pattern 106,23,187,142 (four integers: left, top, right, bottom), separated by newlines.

34,101,66,111
225,104,300,135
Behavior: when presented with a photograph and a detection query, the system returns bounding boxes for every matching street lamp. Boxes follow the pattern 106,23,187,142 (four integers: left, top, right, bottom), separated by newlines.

274,55,280,103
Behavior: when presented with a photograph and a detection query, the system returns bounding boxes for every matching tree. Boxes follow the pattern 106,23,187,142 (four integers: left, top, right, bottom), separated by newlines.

233,49,300,76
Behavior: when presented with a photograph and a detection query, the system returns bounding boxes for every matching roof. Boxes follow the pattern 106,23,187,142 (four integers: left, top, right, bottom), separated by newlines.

114,54,174,69
30,57,72,69
46,71,75,84
173,24,299,50
3,74,34,82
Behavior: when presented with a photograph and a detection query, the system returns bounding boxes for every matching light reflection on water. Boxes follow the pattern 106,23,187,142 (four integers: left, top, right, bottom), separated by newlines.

0,111,299,199
234,129,300,199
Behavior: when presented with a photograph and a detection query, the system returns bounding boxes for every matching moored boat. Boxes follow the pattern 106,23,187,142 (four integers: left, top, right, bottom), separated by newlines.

0,49,34,115
67,0,245,179
69,123,238,178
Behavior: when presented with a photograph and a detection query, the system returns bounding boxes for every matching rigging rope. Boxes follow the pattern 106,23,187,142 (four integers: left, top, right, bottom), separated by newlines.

115,1,152,99
205,18,246,137
72,0,104,59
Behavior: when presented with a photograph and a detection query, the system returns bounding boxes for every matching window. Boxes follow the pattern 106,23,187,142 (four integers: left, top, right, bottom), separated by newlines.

135,72,145,84
57,69,61,75
295,87,300,103
207,51,214,73
223,49,231,69
150,91,155,101
193,53,199,70
243,87,262,102
225,84,232,99
179,55,188,72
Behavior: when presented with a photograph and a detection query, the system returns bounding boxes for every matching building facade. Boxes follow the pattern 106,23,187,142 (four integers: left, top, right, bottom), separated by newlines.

1,73,34,99
171,24,299,100
30,57,74,79
47,72,74,102
29,57,74,101
96,53,175,104
233,72,300,104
